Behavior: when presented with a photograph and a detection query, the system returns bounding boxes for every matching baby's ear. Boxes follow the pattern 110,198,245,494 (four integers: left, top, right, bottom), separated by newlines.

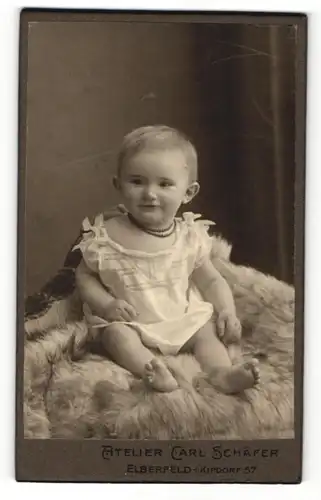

113,176,120,190
183,182,200,204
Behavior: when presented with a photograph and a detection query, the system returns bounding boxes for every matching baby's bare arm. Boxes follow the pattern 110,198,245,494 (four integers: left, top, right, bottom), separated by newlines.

75,260,114,317
75,260,136,321
192,258,241,344
192,258,236,315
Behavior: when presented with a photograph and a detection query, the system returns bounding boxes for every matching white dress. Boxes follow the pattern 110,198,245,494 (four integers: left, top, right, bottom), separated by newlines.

74,211,215,355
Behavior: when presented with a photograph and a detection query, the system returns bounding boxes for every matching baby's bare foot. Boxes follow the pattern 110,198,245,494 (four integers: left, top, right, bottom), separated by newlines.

144,358,178,392
195,359,260,395
211,359,259,394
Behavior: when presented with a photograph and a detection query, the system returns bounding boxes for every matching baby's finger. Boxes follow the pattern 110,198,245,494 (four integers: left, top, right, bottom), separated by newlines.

117,204,127,214
123,303,138,319
117,309,133,322
233,319,242,334
103,209,121,219
216,317,226,339
103,205,127,219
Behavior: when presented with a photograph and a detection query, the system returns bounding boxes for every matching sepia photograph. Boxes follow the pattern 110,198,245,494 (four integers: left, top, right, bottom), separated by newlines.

17,9,306,483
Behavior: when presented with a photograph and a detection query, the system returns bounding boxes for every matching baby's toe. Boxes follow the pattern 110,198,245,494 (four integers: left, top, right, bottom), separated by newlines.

243,360,260,383
150,358,163,372
252,364,260,375
145,362,153,373
244,361,254,372
253,368,260,384
144,363,154,381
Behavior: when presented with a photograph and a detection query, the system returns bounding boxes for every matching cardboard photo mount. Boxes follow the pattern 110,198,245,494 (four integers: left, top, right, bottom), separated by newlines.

16,9,307,483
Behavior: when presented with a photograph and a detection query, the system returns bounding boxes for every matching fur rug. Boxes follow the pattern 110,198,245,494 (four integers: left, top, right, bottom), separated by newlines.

24,235,294,439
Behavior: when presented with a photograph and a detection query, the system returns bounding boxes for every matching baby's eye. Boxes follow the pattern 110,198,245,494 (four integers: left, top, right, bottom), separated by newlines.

130,178,143,185
160,180,174,188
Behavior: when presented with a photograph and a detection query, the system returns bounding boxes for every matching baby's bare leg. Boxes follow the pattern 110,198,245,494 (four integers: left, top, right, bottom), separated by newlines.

190,321,259,394
101,324,178,392
192,321,231,371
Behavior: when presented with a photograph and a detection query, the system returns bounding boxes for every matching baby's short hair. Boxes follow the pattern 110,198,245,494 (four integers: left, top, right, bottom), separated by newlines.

117,125,198,181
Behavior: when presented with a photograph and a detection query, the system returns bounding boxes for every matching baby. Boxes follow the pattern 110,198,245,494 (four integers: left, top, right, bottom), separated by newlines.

74,125,260,393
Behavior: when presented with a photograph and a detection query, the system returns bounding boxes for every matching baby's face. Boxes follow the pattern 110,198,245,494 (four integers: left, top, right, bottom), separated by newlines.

116,148,196,228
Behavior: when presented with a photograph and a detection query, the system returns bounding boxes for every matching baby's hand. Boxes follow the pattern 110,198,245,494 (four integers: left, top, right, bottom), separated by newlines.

104,299,137,322
216,310,242,345
103,204,127,220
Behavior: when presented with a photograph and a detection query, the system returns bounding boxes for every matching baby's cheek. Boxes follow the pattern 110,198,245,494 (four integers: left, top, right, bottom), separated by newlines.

163,194,182,207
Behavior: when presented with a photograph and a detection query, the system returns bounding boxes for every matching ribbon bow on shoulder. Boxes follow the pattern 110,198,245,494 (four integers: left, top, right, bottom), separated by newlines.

181,212,216,230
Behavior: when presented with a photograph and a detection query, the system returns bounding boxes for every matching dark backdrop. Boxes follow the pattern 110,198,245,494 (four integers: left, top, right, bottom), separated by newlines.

24,21,296,297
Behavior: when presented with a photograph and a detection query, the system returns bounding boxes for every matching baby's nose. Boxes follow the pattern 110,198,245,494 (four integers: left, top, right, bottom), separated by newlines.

144,187,157,199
